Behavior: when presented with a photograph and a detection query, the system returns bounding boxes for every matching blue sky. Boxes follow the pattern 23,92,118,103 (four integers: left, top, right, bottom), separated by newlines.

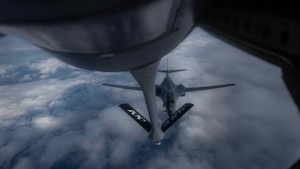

0,27,300,169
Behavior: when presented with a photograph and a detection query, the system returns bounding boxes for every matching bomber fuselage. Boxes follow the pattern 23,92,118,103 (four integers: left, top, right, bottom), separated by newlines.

156,76,186,116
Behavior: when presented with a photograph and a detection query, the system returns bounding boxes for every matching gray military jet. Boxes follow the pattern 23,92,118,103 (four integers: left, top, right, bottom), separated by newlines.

103,63,235,145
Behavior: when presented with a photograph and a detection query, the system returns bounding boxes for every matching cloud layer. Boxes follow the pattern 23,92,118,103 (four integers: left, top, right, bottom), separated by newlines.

0,28,300,169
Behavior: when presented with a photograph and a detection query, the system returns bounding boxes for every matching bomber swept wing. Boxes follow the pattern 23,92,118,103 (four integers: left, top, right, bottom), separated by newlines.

102,83,141,91
185,83,235,92
103,82,236,96
158,69,187,73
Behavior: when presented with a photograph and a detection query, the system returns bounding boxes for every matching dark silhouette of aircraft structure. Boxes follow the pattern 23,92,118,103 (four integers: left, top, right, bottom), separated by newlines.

1,0,300,167
103,62,235,145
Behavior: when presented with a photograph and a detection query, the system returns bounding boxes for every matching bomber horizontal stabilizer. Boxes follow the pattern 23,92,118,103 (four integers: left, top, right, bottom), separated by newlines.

119,104,151,132
161,103,194,132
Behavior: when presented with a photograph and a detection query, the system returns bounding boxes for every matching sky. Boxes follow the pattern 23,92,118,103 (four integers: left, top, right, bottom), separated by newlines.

0,27,300,169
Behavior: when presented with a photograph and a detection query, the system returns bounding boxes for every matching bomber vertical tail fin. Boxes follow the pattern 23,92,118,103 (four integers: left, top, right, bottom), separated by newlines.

158,59,186,74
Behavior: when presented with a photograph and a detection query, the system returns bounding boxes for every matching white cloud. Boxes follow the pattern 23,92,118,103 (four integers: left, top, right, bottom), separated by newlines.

28,58,68,75
33,116,61,131
13,157,34,169
0,28,300,169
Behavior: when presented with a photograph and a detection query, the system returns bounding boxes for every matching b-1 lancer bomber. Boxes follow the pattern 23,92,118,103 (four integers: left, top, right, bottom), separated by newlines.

103,62,235,145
